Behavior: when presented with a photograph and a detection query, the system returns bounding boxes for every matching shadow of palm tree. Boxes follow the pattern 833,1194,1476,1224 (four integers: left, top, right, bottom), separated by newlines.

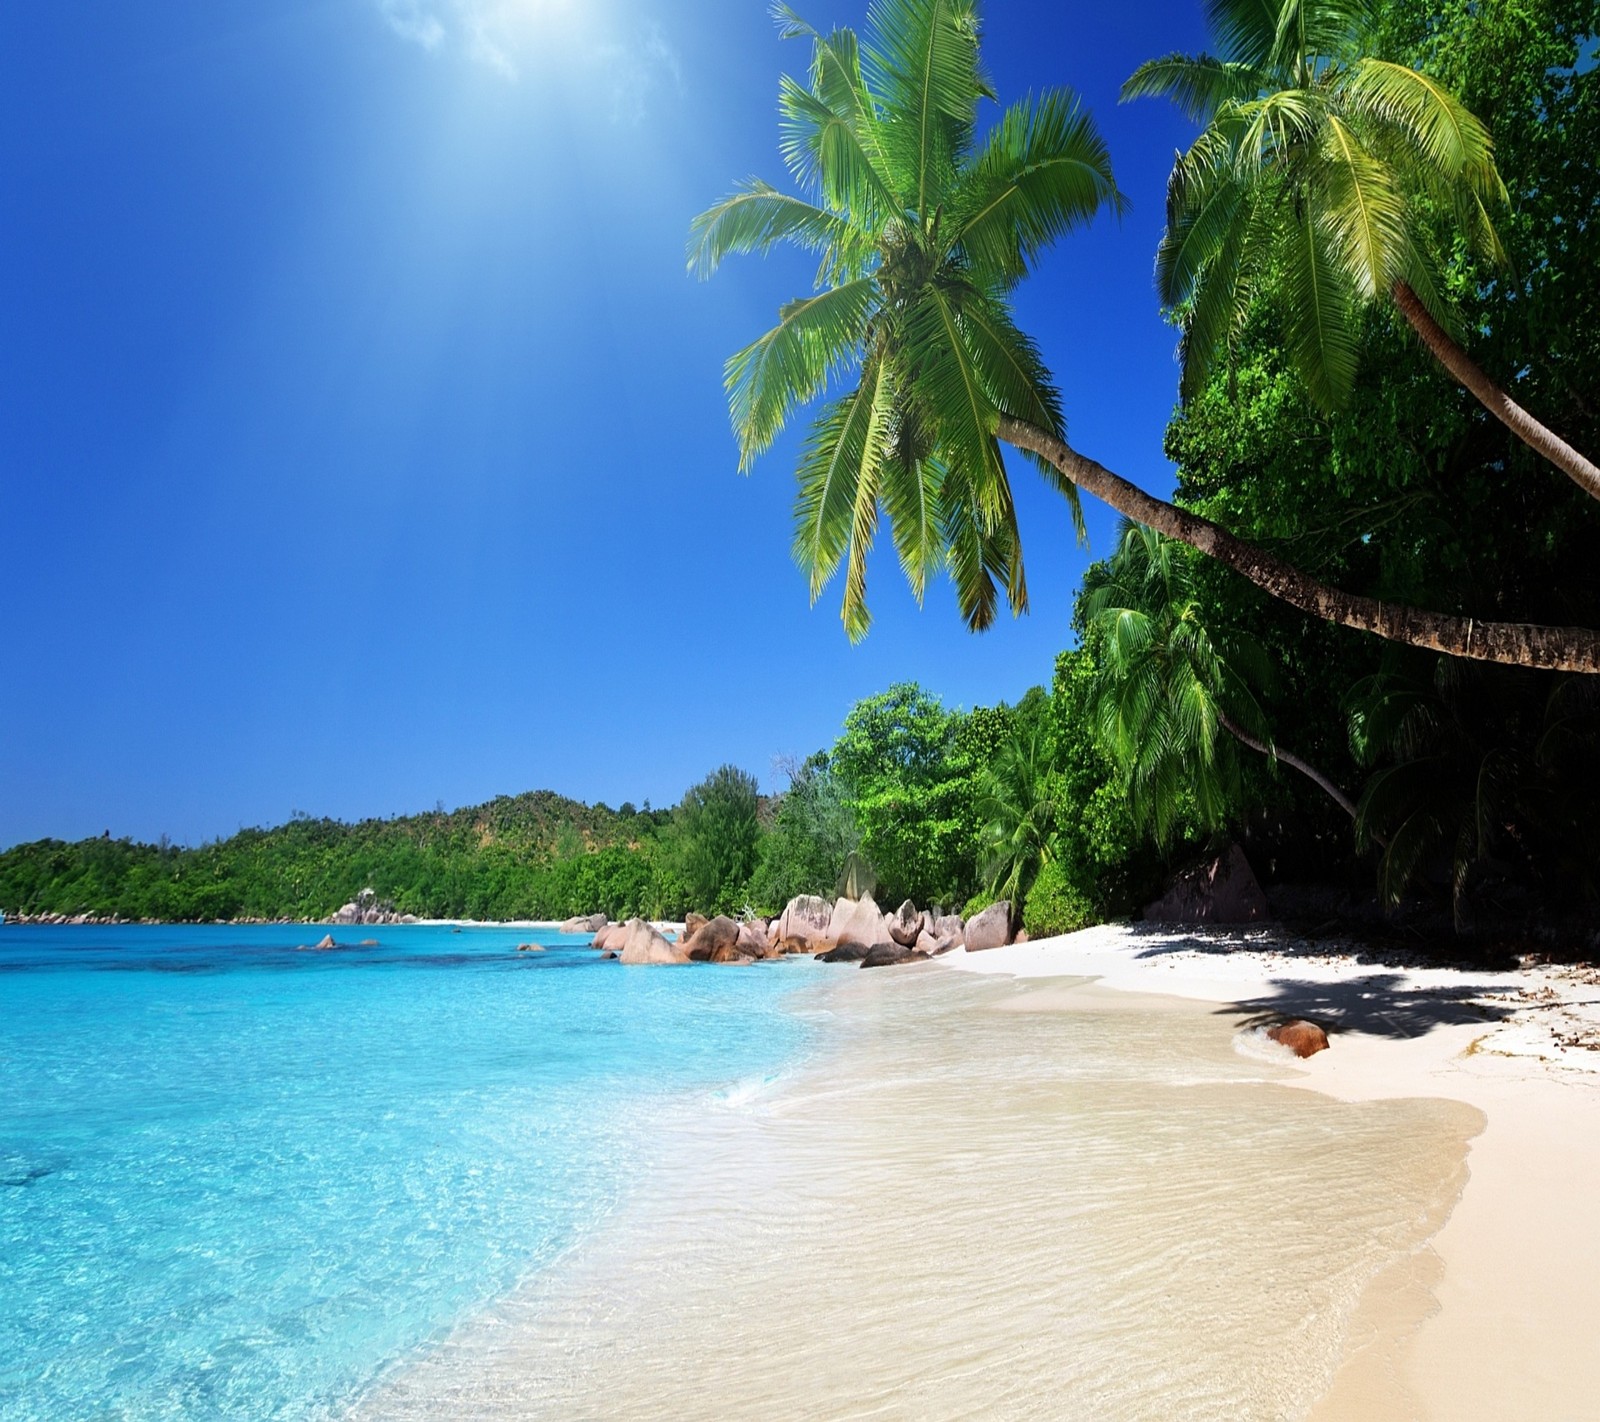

1219,975,1520,1039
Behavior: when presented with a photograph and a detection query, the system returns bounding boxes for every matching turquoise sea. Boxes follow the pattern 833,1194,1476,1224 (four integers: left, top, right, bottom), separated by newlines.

0,924,816,1421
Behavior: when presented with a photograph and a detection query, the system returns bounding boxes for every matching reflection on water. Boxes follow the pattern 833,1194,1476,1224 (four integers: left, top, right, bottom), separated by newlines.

356,970,1480,1422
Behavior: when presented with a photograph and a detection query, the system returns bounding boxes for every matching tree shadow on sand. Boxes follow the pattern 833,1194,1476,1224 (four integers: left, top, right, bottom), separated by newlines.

1219,975,1522,1039
1113,924,1525,1040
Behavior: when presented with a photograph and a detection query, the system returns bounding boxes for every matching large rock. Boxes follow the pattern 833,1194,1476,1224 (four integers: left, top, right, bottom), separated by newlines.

860,943,921,969
1268,1020,1330,1058
1143,843,1269,925
963,902,1012,952
593,922,629,952
684,912,710,941
933,914,965,944
737,920,772,958
560,913,607,935
915,928,961,956
775,894,834,952
619,918,690,965
827,894,894,951
684,916,741,962
817,942,871,963
887,899,923,947
709,941,756,964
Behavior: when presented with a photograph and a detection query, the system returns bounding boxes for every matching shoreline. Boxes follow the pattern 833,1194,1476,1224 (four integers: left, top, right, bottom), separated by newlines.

940,923,1600,1420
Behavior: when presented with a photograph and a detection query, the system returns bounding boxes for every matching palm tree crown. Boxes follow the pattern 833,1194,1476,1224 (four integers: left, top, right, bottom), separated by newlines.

690,0,1124,639
1124,0,1507,411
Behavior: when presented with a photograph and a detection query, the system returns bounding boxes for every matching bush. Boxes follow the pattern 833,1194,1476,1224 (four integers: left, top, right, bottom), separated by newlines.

1021,858,1099,938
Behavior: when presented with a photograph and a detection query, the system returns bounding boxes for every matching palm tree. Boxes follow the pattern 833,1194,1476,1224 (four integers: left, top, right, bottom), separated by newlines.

977,720,1059,907
690,0,1600,673
1083,522,1360,842
1123,0,1600,502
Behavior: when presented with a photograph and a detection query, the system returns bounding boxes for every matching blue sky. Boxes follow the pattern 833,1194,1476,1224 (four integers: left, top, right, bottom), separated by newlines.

1,0,1208,847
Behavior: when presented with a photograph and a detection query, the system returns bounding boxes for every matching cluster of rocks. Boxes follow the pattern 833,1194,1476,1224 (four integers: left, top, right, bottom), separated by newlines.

585,893,1022,968
330,888,418,926
3,911,131,925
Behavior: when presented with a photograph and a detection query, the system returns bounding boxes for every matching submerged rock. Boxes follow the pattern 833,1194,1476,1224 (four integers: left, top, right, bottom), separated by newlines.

818,942,871,963
515,942,545,952
860,943,921,968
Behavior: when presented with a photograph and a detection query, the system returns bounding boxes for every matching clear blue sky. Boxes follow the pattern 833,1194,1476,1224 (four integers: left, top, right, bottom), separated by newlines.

1,0,1207,848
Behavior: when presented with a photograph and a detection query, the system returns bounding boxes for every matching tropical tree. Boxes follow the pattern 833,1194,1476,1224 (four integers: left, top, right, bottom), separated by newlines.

670,764,763,914
976,719,1059,907
1122,0,1600,501
1084,522,1360,841
690,0,1600,673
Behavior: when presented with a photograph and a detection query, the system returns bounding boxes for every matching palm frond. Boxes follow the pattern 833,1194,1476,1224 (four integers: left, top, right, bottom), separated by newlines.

880,448,944,601
688,180,872,279
1339,58,1499,195
1281,202,1358,409
951,88,1124,284
792,359,893,603
864,0,987,221
724,276,878,469
1316,113,1412,299
778,75,901,220
1121,53,1266,122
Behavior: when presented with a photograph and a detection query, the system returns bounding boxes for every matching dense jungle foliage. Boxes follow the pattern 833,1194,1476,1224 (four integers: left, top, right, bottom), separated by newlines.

4,0,1595,944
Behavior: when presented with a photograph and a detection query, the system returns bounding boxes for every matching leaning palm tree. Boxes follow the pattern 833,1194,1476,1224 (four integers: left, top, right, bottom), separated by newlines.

1084,522,1360,842
1123,0,1600,501
690,0,1600,672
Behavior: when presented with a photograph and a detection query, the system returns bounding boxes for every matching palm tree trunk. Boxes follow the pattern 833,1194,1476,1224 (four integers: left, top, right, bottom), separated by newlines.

996,415,1600,673
1215,710,1358,821
1390,281,1600,503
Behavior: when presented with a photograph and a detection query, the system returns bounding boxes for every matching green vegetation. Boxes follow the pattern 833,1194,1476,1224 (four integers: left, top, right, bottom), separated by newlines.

8,0,1597,943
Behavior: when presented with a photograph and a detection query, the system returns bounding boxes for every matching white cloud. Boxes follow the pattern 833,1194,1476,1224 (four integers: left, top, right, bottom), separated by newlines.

376,0,446,49
372,0,684,120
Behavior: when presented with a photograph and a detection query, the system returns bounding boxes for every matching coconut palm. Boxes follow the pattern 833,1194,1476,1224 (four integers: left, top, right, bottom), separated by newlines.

690,0,1600,672
1123,0,1600,501
977,720,1060,906
1083,522,1359,841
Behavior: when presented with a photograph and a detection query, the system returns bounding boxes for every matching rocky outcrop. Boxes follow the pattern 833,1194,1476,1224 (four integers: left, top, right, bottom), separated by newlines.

737,920,772,958
1268,1020,1330,1058
1143,844,1268,925
887,899,924,947
775,895,834,953
560,913,607,935
933,913,965,944
331,888,409,926
962,902,1012,952
684,915,742,962
827,894,894,951
684,912,710,941
618,918,689,965
915,928,961,956
592,922,629,952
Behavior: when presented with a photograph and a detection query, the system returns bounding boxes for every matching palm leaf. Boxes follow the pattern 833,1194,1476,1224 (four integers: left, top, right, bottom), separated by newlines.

688,180,871,279
724,276,878,469
792,357,893,604
1281,201,1358,409
1120,53,1267,122
864,0,987,221
952,88,1125,284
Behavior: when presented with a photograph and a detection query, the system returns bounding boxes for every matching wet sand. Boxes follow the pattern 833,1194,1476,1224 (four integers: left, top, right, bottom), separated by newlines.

354,959,1487,1420
947,925,1600,1421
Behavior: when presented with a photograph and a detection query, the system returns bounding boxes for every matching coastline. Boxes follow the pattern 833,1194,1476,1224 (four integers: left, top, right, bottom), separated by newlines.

941,924,1600,1420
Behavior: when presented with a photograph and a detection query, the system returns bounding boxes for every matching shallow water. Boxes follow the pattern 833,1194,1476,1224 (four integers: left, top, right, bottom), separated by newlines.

357,969,1481,1422
0,925,814,1421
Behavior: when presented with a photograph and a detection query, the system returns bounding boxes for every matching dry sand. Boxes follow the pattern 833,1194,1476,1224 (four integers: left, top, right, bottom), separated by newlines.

943,924,1600,1422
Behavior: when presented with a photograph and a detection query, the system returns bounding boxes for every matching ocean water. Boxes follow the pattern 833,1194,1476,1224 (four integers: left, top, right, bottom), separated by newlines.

0,925,816,1421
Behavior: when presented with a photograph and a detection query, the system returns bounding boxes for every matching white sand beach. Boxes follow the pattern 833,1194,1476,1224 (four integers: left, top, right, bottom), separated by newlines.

944,924,1600,1421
